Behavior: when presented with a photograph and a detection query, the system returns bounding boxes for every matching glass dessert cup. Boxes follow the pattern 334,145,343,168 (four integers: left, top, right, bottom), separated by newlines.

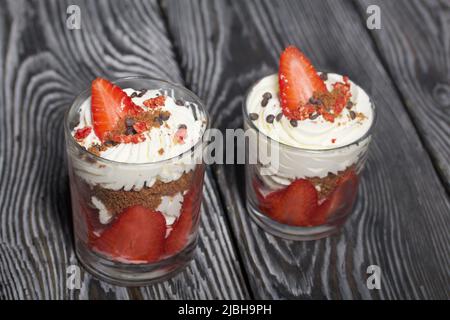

65,77,208,285
243,77,375,241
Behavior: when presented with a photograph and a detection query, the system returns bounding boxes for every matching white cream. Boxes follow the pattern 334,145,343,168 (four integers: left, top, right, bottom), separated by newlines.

246,73,373,183
91,196,113,224
156,192,184,226
72,89,205,191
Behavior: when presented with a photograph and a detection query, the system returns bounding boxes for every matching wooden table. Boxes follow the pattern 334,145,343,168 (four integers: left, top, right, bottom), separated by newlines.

0,0,448,300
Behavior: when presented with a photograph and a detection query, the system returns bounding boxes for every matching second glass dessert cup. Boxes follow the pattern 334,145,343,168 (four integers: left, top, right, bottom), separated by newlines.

65,77,208,285
243,81,375,241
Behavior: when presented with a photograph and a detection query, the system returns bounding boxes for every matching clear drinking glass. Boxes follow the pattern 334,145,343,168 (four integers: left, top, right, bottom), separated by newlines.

65,77,208,285
243,75,375,241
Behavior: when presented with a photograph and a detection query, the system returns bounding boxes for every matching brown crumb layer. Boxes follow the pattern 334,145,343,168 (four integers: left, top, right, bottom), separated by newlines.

307,166,355,200
92,171,193,215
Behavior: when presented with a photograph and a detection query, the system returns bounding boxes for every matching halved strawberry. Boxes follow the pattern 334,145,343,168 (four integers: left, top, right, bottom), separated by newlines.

91,78,142,142
164,167,204,256
279,46,326,119
165,192,196,256
93,205,166,263
311,170,359,226
263,179,318,227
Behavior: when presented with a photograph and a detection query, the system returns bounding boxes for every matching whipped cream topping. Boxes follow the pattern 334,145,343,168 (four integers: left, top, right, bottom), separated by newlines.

74,89,205,163
246,73,374,182
71,88,206,191
247,74,373,149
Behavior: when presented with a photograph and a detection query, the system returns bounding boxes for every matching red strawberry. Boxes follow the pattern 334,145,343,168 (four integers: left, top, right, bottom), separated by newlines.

311,170,359,226
165,194,195,256
260,188,285,221
164,207,192,256
279,46,326,119
164,188,201,256
174,127,187,144
93,206,166,263
143,95,166,108
331,76,351,115
91,78,142,142
74,127,92,140
133,121,148,133
263,179,318,227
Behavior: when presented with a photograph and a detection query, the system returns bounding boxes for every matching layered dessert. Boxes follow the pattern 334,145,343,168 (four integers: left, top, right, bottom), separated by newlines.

246,46,374,229
68,78,206,264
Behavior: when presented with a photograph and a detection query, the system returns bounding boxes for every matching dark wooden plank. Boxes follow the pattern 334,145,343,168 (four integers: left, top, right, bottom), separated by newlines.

355,0,450,191
163,0,450,299
0,0,248,299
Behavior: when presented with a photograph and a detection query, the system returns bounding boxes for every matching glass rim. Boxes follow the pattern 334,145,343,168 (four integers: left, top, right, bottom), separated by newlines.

64,76,210,166
242,72,377,153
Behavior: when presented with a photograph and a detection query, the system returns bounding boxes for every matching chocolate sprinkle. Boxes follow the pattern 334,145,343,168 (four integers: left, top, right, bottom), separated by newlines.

130,92,138,98
104,140,118,147
349,110,356,120
125,127,137,135
249,113,259,121
346,101,354,109
125,117,135,127
276,113,283,122
266,114,275,123
308,97,322,105
136,89,147,97
319,72,328,81
290,119,298,127
178,124,187,129
175,99,185,106
261,98,269,107
154,116,163,126
263,92,272,100
159,112,170,121
309,112,319,120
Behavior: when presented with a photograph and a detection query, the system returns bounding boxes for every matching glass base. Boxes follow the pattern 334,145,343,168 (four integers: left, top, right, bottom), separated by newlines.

75,238,197,286
246,200,342,241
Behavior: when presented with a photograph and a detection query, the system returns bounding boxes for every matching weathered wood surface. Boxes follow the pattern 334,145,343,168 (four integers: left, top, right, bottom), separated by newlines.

0,0,449,300
356,0,450,192
163,0,450,299
0,0,248,299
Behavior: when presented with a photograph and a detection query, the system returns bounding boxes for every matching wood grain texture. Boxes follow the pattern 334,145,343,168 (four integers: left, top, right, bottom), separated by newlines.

356,0,450,192
163,0,450,299
0,0,248,299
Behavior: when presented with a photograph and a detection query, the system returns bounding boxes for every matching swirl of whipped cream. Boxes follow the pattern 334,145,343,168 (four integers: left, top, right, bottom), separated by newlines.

246,73,374,183
72,89,206,191
247,74,373,149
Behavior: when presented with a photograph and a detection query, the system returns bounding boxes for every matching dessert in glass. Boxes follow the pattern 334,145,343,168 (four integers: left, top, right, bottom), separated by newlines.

244,46,375,240
65,77,208,285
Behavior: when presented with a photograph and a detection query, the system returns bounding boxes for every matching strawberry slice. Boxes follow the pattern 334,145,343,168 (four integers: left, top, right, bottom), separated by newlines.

164,205,192,256
93,205,166,263
74,127,92,140
263,179,318,227
164,166,204,256
164,189,199,256
311,170,359,226
91,78,142,142
279,46,326,119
